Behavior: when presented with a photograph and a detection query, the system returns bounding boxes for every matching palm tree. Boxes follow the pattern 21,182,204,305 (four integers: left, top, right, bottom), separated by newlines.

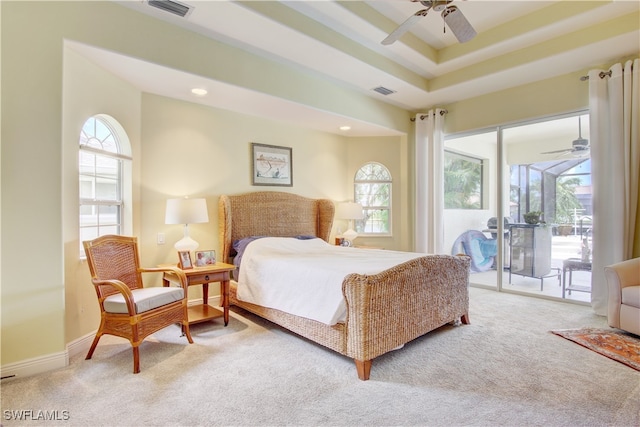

555,177,583,224
444,157,482,209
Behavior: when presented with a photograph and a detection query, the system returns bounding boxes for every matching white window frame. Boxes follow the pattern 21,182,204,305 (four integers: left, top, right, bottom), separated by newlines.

79,115,132,257
353,162,392,236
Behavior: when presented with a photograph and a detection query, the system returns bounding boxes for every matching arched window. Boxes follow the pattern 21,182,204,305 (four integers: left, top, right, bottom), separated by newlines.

79,115,132,253
354,162,392,235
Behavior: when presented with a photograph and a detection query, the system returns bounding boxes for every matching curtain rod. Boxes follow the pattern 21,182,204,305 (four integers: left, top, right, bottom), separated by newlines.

580,70,612,81
411,109,448,121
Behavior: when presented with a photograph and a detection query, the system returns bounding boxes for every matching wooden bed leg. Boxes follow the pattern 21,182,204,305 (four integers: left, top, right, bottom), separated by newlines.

355,359,371,381
461,313,471,324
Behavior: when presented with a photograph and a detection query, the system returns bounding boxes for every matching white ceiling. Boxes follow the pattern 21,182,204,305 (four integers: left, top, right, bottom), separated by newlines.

76,0,639,136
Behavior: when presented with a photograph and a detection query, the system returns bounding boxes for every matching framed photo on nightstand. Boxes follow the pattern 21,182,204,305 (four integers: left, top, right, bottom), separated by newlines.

194,250,216,266
178,251,193,270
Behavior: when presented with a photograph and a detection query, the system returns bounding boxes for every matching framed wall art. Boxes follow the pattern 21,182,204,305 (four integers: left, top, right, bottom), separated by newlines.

251,143,292,187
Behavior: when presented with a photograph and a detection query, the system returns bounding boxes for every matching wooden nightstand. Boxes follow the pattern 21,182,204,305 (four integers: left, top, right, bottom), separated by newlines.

161,262,235,327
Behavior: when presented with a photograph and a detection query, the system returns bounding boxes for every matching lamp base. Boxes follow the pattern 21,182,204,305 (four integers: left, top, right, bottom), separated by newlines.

342,228,358,245
174,224,199,252
174,236,199,253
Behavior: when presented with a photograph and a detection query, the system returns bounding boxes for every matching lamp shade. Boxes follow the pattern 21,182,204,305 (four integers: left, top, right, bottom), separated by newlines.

165,198,209,225
165,198,209,253
336,202,363,244
336,202,364,220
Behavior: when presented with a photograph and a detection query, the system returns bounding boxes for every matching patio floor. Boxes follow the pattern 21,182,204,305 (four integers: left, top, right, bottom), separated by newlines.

469,234,592,303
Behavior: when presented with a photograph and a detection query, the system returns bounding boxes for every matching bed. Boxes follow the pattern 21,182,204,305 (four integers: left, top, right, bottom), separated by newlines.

218,191,471,380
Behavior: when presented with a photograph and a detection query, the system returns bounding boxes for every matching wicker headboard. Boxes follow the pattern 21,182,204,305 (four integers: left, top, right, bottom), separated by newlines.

218,191,335,263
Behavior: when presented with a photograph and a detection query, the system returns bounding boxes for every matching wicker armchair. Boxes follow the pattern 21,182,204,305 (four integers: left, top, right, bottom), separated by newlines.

83,235,193,373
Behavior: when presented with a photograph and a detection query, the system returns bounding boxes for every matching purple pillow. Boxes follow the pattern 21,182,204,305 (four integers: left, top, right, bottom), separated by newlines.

232,236,265,270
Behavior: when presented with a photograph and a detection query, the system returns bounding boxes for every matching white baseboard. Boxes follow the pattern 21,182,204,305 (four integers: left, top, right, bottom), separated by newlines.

1,351,68,381
1,296,221,380
0,331,97,381
67,331,98,358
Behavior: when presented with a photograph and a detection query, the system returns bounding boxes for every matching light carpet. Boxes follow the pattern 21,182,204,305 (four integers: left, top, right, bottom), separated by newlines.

1,288,639,426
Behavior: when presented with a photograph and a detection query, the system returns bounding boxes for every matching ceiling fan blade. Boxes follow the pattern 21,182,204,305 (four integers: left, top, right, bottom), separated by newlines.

381,8,430,45
541,148,572,154
442,5,476,43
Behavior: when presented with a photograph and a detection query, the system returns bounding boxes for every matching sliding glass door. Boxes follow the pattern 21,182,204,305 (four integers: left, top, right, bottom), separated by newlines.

443,130,501,290
443,112,592,302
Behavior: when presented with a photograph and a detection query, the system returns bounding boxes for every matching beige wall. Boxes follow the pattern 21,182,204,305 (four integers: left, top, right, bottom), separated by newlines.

2,2,66,365
443,53,639,136
443,70,589,135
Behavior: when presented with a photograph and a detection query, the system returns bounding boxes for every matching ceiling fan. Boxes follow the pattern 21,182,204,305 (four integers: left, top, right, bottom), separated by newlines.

541,117,590,157
381,0,477,46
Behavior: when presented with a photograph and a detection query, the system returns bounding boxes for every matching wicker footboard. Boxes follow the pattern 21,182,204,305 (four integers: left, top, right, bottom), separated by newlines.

342,254,471,379
229,254,470,381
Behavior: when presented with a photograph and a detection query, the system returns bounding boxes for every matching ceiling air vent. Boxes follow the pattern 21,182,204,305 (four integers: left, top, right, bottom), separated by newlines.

372,86,396,96
147,0,194,18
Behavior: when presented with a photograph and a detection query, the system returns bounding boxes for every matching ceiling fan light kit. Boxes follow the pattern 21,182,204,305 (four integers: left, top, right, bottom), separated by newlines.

381,0,476,46
541,116,590,158
427,0,452,12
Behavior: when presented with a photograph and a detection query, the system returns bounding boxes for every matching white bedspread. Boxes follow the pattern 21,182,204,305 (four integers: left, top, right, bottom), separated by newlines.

236,237,422,325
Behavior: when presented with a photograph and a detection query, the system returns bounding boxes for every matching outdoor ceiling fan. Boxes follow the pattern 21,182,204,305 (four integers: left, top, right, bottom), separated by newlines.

541,116,590,158
381,0,477,45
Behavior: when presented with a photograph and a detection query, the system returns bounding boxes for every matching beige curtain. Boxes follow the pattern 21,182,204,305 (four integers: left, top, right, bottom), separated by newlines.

588,58,640,315
414,110,446,254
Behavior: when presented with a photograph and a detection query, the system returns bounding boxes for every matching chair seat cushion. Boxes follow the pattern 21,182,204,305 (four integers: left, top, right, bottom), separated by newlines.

104,287,185,314
621,285,640,308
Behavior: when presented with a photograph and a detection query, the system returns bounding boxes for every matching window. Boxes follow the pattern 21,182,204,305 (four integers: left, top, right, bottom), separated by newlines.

354,162,391,235
444,150,484,209
505,113,591,225
510,159,590,225
79,116,131,252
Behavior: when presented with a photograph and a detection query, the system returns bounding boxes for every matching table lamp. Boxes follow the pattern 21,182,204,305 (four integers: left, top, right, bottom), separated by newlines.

165,197,209,252
336,202,364,244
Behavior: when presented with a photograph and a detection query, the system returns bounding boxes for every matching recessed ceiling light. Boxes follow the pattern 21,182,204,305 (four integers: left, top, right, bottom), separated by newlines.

339,126,351,131
191,88,208,96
